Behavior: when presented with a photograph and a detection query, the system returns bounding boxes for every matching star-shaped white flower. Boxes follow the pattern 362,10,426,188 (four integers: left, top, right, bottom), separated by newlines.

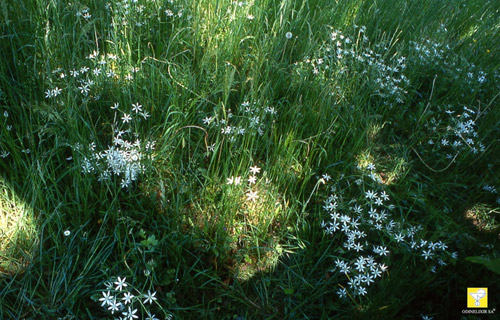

246,190,259,202
99,291,114,306
234,176,242,185
144,290,157,304
122,292,134,305
121,113,132,124
122,306,138,319
248,175,257,184
114,277,127,291
249,166,261,174
131,103,142,113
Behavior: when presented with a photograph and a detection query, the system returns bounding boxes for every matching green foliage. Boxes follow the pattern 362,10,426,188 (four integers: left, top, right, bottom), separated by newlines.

466,256,500,276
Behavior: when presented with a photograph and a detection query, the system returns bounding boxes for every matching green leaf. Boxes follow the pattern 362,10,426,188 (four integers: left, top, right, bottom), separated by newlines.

466,256,500,275
283,288,294,295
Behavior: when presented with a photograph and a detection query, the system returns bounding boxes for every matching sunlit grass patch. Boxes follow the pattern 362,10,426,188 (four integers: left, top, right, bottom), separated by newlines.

184,167,289,281
0,179,37,275
464,204,499,233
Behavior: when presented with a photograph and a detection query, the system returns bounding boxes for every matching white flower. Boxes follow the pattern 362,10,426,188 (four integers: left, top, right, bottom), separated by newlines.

246,190,259,202
99,291,114,306
144,290,157,304
63,230,71,237
234,176,242,185
141,111,151,119
380,191,389,201
422,250,433,260
337,288,347,298
285,32,293,39
249,166,261,174
122,292,134,305
131,103,142,113
122,306,138,319
146,313,160,320
51,87,62,97
107,298,122,314
378,246,389,256
111,103,119,110
226,177,234,185
357,286,367,296
122,113,132,124
365,190,377,200
202,116,213,125
394,233,404,242
78,85,90,95
114,277,128,291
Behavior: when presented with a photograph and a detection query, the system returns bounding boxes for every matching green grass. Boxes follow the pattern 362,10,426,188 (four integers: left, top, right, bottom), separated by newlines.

1,0,499,319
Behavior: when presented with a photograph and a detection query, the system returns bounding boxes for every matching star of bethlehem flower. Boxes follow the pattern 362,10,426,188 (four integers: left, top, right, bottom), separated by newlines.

107,298,121,314
122,292,134,304
248,175,257,184
249,166,261,174
122,113,132,124
122,306,138,319
144,290,157,304
114,277,128,291
234,176,242,185
99,291,114,306
146,313,160,320
131,103,142,113
246,190,259,202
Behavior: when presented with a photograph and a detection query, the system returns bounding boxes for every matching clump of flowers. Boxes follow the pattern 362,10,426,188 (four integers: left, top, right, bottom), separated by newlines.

94,276,172,320
407,36,498,99
320,163,456,299
77,102,155,189
202,100,278,144
415,104,486,168
294,25,410,107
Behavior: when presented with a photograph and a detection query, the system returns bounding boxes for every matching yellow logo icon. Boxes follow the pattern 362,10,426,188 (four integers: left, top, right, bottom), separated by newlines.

467,288,488,308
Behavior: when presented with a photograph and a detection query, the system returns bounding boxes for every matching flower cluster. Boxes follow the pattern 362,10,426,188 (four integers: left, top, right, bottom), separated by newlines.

95,276,172,320
294,26,410,106
76,7,92,20
321,164,456,299
416,104,486,166
227,166,263,202
408,38,496,97
77,103,155,189
202,100,277,143
45,50,142,103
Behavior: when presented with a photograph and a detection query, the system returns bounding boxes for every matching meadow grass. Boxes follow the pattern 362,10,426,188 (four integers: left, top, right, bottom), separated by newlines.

0,0,499,319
